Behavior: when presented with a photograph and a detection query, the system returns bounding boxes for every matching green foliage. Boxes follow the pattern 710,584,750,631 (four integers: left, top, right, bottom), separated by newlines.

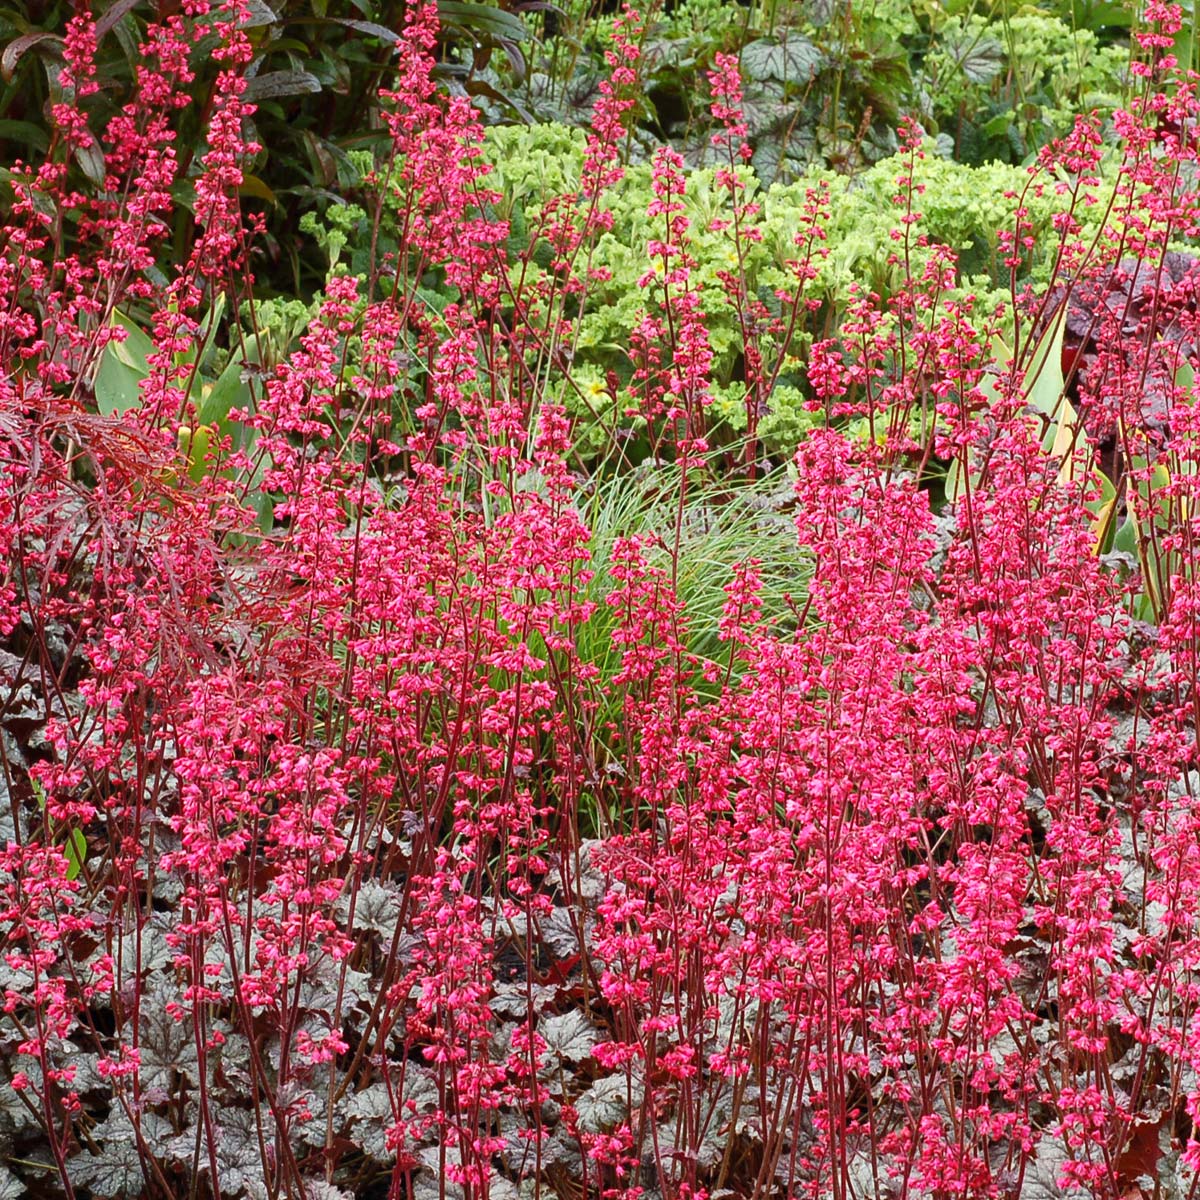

475,122,1103,459
278,102,1129,477
479,122,591,215
506,0,1130,182
300,201,369,271
921,11,1130,161
240,294,320,374
575,458,807,786
0,0,535,296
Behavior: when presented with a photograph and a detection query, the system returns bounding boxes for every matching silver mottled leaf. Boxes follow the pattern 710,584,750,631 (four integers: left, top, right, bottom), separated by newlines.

413,1149,519,1200
1022,1137,1071,1199
341,879,402,940
546,839,606,903
0,1075,36,1136
574,1074,639,1134
112,912,174,982
540,1010,599,1064
346,1069,438,1163
541,907,580,957
97,1109,174,1154
489,981,557,1018
942,33,1003,85
305,1182,353,1200
740,37,822,85
137,983,201,1091
176,1106,269,1200
68,1142,145,1198
67,1110,171,1200
277,1079,327,1148
299,949,371,1013
740,84,793,138
345,1082,393,1161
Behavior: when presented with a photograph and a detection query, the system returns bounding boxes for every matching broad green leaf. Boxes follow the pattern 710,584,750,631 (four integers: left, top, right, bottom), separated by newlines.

948,335,1012,503
186,424,214,482
1020,307,1067,451
64,828,87,880
0,119,48,151
262,35,310,52
982,112,1014,139
256,489,275,534
94,310,155,415
1050,395,1084,485
239,173,277,205
197,354,251,428
1072,0,1134,28
194,294,227,353
437,0,530,41
1165,360,1200,487
1087,468,1117,554
1174,22,1195,71
986,332,1014,368
1175,357,1194,395
1123,437,1175,618
94,353,144,415
944,456,967,503
30,781,86,880
108,309,155,372
1112,512,1138,556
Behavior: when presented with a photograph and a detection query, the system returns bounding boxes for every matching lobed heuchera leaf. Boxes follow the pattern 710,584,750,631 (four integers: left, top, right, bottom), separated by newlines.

304,1182,355,1200
338,878,402,940
540,1010,600,1064
942,31,1004,84
175,1107,269,1200
344,1084,396,1164
574,1075,640,1134
68,1113,172,1198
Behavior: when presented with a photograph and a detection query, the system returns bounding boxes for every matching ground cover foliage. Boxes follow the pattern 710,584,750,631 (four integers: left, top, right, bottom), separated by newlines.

8,0,1200,1196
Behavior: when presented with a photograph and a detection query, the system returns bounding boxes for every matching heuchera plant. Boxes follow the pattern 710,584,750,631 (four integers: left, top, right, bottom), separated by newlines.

6,0,1200,1198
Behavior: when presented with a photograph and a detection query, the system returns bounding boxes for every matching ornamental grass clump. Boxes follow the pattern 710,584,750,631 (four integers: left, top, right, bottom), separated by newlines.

6,1,1200,1198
